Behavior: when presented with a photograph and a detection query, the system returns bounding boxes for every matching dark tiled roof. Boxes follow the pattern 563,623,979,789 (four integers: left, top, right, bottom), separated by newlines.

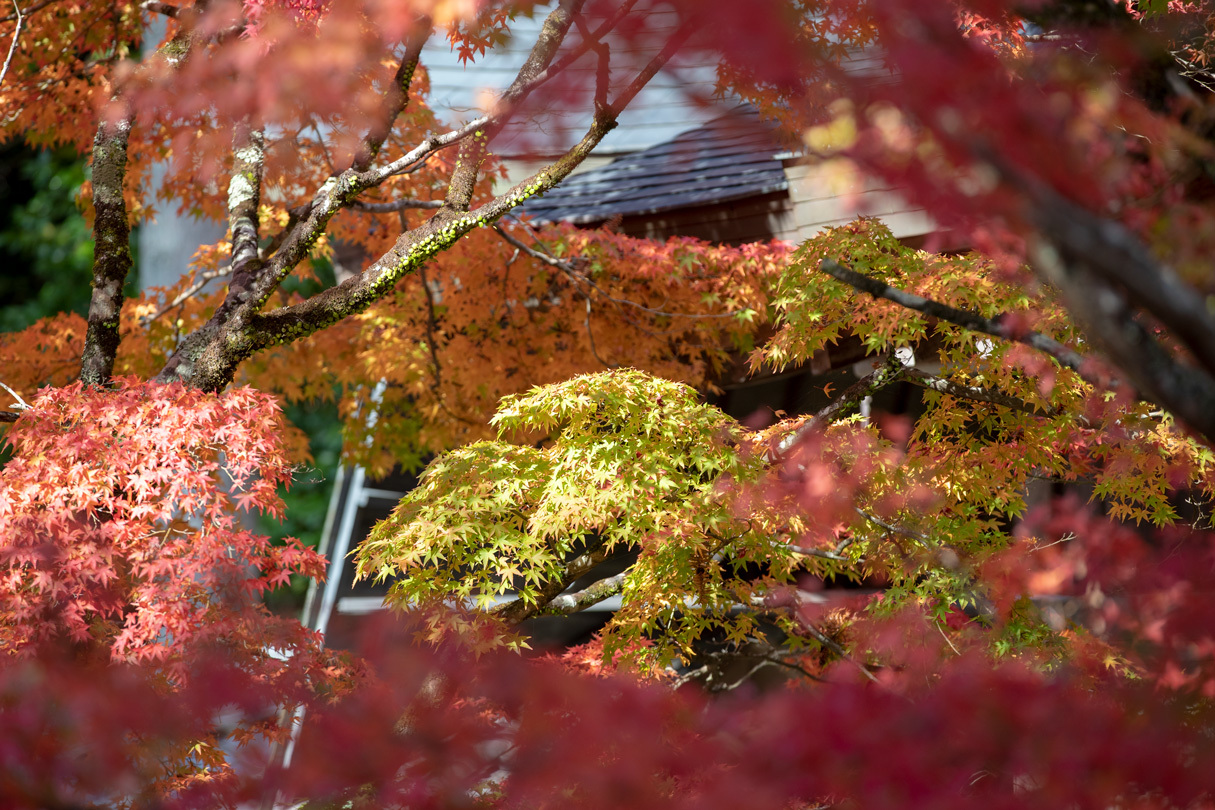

519,105,789,225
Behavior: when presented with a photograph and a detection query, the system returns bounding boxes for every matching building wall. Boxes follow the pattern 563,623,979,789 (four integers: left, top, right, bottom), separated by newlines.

775,159,935,243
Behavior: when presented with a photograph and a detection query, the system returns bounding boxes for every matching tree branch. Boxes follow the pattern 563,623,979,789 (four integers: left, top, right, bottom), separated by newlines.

1015,179,1215,446
227,124,264,281
0,0,23,88
79,113,132,387
351,197,443,213
156,5,690,391
787,545,852,562
492,541,614,624
537,571,628,616
350,19,432,174
774,354,906,456
441,0,583,213
243,110,623,372
0,380,30,422
901,366,1060,419
140,0,177,17
77,3,206,387
819,258,1092,376
0,0,49,24
492,222,740,321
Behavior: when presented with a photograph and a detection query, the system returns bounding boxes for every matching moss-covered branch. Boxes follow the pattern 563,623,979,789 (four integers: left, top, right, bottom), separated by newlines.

79,114,132,388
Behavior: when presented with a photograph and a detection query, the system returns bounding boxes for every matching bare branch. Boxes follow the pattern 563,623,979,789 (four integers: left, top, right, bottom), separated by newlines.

139,267,232,327
158,5,689,391
441,0,584,213
79,113,132,387
351,197,443,213
749,597,880,684
248,0,636,291
0,0,23,87
244,111,622,369
0,0,49,24
0,380,30,412
493,223,739,320
584,298,618,369
608,21,695,116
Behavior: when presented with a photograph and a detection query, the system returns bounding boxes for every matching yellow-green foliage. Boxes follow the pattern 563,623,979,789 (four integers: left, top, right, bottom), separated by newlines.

357,220,1215,673
357,370,786,666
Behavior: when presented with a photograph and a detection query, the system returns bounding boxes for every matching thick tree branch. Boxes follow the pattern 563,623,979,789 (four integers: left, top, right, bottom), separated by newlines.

1029,192,1215,380
157,5,691,391
79,113,132,387
76,4,206,387
537,571,627,616
1017,182,1215,446
492,541,614,624
252,0,632,279
227,124,264,281
247,110,617,340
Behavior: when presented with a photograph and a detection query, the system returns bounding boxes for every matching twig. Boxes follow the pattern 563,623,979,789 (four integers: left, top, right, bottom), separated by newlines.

416,260,445,392
0,0,22,87
584,297,618,369
410,212,475,426
855,508,930,546
0,0,48,24
802,620,880,684
0,380,30,411
493,224,738,320
775,354,906,456
140,268,232,326
936,621,961,656
743,596,881,685
352,197,443,213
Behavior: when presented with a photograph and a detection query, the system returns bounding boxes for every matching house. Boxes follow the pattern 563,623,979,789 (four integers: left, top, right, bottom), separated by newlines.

514,103,933,248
